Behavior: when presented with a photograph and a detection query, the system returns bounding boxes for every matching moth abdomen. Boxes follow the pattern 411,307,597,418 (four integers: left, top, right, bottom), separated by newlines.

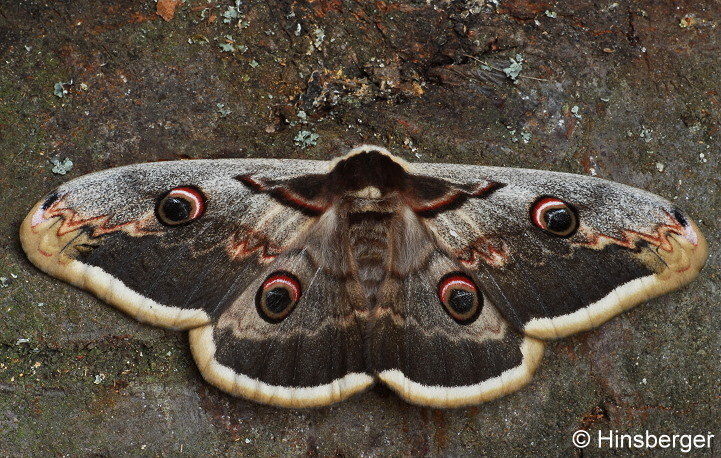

348,217,394,301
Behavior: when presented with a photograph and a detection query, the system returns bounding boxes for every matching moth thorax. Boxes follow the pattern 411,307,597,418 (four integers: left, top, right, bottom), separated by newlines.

344,192,399,215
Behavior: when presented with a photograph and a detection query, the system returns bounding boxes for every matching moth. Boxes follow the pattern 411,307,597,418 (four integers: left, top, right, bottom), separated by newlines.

20,145,707,408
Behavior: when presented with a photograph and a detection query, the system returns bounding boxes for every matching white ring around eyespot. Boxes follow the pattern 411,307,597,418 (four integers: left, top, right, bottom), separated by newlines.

439,277,476,303
166,188,204,220
263,276,301,302
531,198,565,228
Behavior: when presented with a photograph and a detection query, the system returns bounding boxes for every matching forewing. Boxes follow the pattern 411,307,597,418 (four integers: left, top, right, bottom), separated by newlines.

413,162,708,339
20,158,326,329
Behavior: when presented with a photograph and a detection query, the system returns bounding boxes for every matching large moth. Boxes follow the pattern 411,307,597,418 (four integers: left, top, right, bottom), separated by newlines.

20,145,707,408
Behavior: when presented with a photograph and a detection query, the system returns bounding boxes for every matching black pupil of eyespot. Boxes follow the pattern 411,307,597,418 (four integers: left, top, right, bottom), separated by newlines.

448,289,475,315
544,207,572,232
162,196,191,222
265,287,292,314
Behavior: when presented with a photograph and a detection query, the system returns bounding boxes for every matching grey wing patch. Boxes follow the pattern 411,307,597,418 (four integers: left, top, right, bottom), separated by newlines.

416,163,708,339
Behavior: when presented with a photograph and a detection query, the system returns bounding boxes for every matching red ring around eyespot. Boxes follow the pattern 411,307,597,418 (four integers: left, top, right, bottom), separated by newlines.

530,196,565,229
438,274,477,303
167,187,205,220
262,274,301,302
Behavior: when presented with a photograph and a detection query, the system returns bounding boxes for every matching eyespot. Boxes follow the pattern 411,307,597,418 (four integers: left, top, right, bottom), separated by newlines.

156,186,205,226
255,271,302,323
530,196,578,237
437,273,482,325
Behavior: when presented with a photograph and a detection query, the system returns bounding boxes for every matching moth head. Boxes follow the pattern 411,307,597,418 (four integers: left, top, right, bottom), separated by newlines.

255,271,302,323
437,273,483,325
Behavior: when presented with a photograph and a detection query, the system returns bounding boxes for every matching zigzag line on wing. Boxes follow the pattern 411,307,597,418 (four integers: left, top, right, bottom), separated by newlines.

44,197,157,238
577,213,685,252
226,224,284,262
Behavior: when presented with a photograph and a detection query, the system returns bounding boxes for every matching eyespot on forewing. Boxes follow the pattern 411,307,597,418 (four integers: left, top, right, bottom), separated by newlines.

530,196,578,237
156,186,206,226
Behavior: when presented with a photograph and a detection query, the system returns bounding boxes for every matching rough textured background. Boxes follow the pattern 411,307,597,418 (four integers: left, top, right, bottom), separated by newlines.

0,0,718,455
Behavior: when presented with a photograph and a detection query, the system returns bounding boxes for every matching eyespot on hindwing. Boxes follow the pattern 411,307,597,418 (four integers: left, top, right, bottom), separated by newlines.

437,273,483,325
255,271,302,323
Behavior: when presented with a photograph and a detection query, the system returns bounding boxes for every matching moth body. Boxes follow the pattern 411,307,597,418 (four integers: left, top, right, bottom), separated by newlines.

20,145,707,407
